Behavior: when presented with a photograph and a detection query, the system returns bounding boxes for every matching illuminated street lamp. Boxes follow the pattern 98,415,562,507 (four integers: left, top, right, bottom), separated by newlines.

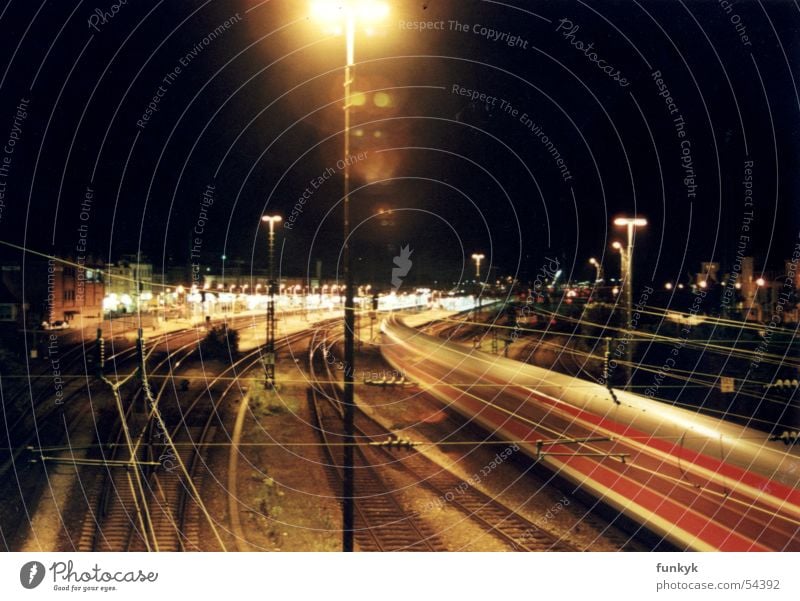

262,214,282,387
612,241,626,283
471,253,485,317
311,0,388,552
613,217,647,386
588,257,603,283
471,253,485,279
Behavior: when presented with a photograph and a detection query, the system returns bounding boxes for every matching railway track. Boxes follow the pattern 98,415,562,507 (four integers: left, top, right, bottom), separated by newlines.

79,320,326,551
78,337,206,551
424,323,642,551
1,322,219,480
308,326,578,551
308,327,445,551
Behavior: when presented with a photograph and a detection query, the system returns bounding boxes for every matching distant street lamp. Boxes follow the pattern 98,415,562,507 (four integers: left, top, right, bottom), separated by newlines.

311,0,388,553
588,257,603,283
613,217,647,386
471,253,485,317
471,253,485,279
262,215,282,387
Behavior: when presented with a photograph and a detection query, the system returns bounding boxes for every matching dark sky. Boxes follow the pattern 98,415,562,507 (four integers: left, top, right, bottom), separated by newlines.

0,0,798,289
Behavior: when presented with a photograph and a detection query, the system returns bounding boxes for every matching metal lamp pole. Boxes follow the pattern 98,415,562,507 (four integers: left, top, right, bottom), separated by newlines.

472,253,484,318
613,217,646,387
312,0,388,553
340,12,358,553
589,257,603,283
262,215,282,388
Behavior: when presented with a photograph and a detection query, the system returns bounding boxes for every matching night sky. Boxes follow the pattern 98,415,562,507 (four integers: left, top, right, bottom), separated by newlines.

0,0,798,289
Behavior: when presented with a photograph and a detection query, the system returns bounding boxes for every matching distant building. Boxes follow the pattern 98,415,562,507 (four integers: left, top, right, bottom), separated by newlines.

105,256,153,312
0,264,26,327
47,259,105,324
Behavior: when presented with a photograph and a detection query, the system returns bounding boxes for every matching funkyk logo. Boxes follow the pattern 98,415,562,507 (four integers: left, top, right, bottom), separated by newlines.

391,244,413,291
20,561,45,589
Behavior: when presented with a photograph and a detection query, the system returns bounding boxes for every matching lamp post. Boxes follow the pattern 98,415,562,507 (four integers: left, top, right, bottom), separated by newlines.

613,217,647,386
471,253,485,279
262,215,282,388
311,0,388,553
471,253,485,318
588,257,603,283
754,277,766,321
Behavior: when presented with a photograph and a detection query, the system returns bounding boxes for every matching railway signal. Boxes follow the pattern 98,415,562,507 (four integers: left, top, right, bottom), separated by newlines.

95,328,105,378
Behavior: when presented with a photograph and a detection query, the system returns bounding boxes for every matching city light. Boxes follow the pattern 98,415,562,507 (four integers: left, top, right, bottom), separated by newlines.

471,253,485,279
613,217,648,227
310,0,389,23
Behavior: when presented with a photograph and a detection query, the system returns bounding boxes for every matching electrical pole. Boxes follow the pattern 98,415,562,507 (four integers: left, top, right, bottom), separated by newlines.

262,215,281,389
342,14,356,552
614,217,646,388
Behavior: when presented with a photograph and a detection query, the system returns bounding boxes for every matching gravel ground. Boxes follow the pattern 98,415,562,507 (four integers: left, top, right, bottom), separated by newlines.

351,342,643,551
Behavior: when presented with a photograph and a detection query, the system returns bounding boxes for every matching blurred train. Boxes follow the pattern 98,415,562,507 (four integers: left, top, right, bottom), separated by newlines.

381,316,800,551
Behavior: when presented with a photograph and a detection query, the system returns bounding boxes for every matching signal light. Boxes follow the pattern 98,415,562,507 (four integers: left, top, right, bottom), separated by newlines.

95,329,105,378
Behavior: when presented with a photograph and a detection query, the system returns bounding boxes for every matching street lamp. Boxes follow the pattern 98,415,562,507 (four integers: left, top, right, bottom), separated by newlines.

588,257,603,283
311,0,388,553
471,253,485,317
613,216,647,386
262,214,282,388
471,253,485,279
